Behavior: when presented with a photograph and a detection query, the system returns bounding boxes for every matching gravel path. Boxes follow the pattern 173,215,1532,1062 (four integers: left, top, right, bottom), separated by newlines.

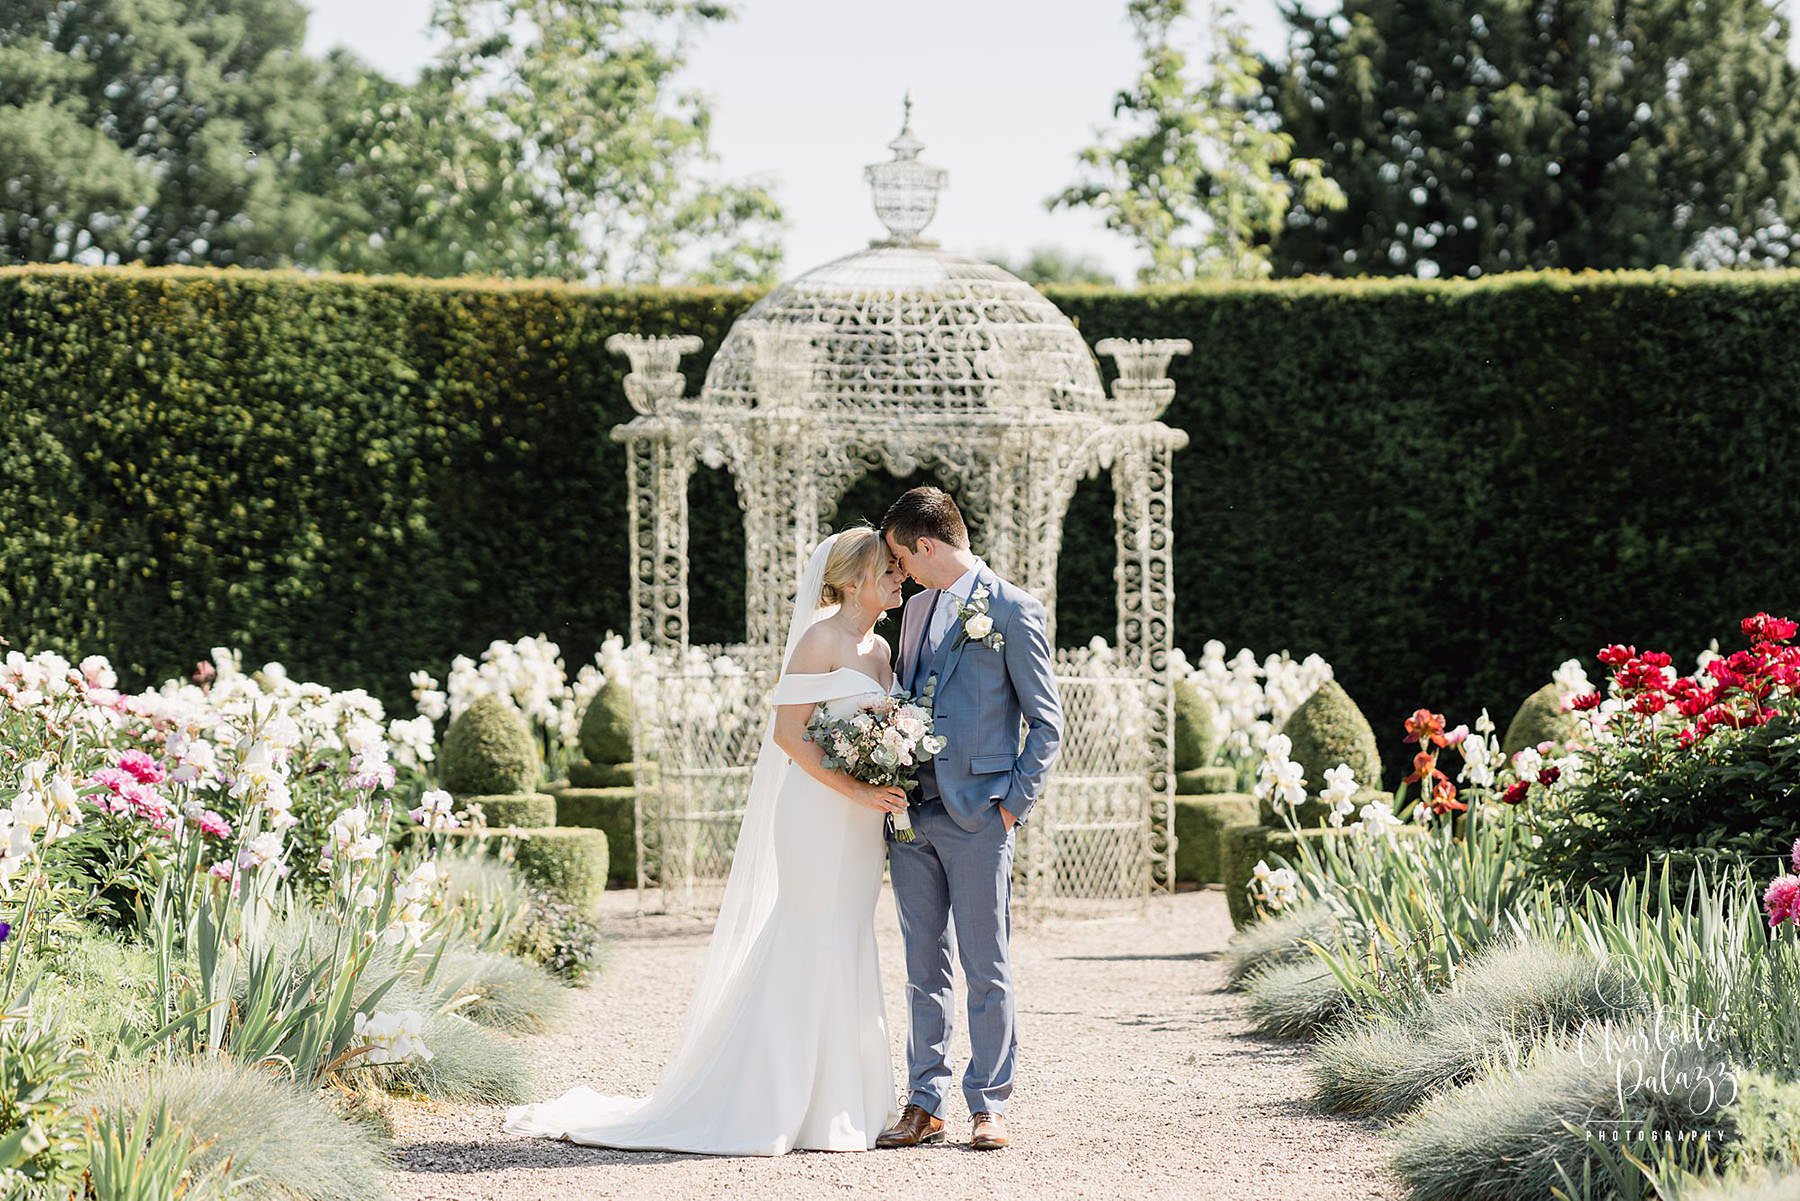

387,885,1400,1200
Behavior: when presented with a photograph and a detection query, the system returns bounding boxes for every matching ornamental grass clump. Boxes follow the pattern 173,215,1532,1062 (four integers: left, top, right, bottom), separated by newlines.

82,1057,390,1201
1390,1021,1736,1201
1241,958,1354,1038
1311,937,1642,1118
1223,901,1343,987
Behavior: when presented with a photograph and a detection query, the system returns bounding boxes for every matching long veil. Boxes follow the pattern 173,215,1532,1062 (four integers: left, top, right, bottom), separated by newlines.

503,534,844,1141
674,532,840,1034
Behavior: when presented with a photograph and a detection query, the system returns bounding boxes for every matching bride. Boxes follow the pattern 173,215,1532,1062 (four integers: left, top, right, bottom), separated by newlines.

504,526,910,1155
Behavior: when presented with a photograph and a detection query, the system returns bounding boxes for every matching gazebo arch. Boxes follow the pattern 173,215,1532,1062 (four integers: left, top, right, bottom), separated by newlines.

610,104,1190,913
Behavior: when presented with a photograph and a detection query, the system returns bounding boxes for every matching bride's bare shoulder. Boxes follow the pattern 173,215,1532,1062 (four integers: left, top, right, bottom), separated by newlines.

786,623,848,676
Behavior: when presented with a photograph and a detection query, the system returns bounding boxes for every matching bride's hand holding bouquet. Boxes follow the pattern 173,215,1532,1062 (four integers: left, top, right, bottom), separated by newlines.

805,694,946,840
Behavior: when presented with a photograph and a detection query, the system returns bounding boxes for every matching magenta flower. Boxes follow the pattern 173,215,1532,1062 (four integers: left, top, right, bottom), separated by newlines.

195,810,232,839
118,750,167,786
1765,875,1800,927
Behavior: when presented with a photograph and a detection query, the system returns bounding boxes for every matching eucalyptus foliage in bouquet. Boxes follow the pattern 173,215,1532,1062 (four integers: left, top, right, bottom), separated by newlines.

804,694,945,841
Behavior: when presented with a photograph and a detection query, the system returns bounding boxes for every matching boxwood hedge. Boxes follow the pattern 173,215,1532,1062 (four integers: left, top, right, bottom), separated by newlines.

7,264,1800,785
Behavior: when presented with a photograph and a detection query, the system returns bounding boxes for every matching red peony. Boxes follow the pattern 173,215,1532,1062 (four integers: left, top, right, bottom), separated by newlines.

1744,612,1799,643
1598,644,1638,667
1500,780,1532,805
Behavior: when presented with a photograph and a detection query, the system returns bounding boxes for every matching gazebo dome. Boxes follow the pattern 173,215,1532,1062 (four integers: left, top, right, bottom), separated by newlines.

697,101,1104,419
697,245,1106,417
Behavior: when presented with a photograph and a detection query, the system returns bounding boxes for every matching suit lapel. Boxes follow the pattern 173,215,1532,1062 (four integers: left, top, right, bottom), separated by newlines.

929,565,992,697
902,589,938,692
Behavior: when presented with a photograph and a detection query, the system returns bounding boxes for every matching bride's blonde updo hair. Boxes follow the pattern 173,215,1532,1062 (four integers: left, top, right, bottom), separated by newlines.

819,525,888,607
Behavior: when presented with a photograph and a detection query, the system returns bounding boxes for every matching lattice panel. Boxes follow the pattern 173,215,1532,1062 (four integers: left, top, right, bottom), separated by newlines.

629,645,776,913
1015,648,1155,911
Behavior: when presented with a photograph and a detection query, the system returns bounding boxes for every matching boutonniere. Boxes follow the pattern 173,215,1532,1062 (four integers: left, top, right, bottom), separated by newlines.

950,584,1005,652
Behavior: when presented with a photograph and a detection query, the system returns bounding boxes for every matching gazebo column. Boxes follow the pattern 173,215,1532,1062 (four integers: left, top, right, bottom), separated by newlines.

1113,440,1177,892
740,416,823,656
635,431,693,649
609,334,705,650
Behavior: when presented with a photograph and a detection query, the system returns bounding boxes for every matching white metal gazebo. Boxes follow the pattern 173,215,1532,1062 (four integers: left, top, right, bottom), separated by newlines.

609,102,1191,913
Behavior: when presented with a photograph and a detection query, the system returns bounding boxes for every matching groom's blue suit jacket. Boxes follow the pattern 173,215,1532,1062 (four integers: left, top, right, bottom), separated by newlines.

898,563,1064,832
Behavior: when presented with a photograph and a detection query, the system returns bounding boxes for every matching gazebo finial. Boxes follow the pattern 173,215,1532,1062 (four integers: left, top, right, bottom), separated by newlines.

864,94,947,246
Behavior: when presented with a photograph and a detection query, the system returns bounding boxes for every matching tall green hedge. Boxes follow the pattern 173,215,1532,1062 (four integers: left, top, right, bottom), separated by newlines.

6,264,1800,786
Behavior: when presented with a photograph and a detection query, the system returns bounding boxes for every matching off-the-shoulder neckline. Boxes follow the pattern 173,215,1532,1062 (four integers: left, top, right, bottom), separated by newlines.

780,666,895,692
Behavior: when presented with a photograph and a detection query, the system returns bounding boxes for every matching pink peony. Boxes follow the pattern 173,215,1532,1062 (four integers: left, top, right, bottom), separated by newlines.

1765,875,1800,927
117,750,166,786
195,810,232,839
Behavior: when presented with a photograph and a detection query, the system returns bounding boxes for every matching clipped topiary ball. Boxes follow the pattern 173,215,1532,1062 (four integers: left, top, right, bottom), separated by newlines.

1173,678,1220,772
578,681,635,766
1501,682,1582,755
1281,679,1382,798
441,695,540,796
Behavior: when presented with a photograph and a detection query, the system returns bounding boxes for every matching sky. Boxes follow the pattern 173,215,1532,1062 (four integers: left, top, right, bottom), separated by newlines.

301,0,1799,285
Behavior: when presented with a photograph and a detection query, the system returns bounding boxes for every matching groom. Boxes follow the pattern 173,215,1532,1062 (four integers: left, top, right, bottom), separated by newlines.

876,487,1063,1152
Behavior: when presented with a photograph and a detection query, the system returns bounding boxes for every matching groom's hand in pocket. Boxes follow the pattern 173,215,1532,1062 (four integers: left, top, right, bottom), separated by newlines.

999,805,1016,832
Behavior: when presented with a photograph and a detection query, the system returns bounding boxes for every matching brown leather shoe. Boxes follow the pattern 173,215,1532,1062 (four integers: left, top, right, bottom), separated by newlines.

876,1104,945,1149
969,1111,1008,1150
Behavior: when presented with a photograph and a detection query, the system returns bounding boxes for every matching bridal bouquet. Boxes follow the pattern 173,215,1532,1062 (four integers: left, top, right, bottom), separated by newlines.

805,693,946,841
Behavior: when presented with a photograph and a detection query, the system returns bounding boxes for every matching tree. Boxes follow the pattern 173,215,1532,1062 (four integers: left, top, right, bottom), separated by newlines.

0,0,329,267
0,0,783,283
1051,0,1344,282
983,245,1119,285
1270,0,1800,277
295,0,782,283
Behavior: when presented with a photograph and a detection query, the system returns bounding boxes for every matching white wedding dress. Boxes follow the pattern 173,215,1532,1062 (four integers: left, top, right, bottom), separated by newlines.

503,538,899,1156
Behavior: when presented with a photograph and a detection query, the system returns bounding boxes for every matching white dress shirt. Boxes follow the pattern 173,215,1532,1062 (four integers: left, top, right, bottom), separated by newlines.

926,562,983,655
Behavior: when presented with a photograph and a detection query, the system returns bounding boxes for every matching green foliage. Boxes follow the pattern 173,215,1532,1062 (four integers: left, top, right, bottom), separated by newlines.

0,0,326,269
81,1057,388,1201
451,826,610,911
1173,791,1253,883
1723,1071,1800,1177
10,266,1800,768
384,1008,531,1105
442,697,541,797
1535,865,1800,1080
1524,715,1800,896
507,886,606,983
1220,821,1334,928
1172,676,1219,771
35,930,160,1056
578,681,635,765
0,997,90,1196
565,761,639,788
1502,682,1583,755
82,1096,239,1201
464,793,557,829
981,245,1118,286
552,785,638,885
1311,938,1642,1118
0,0,781,282
1279,679,1382,799
1678,1167,1800,1201
1270,0,1800,277
1284,806,1534,1014
1051,0,1343,281
1174,766,1235,795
